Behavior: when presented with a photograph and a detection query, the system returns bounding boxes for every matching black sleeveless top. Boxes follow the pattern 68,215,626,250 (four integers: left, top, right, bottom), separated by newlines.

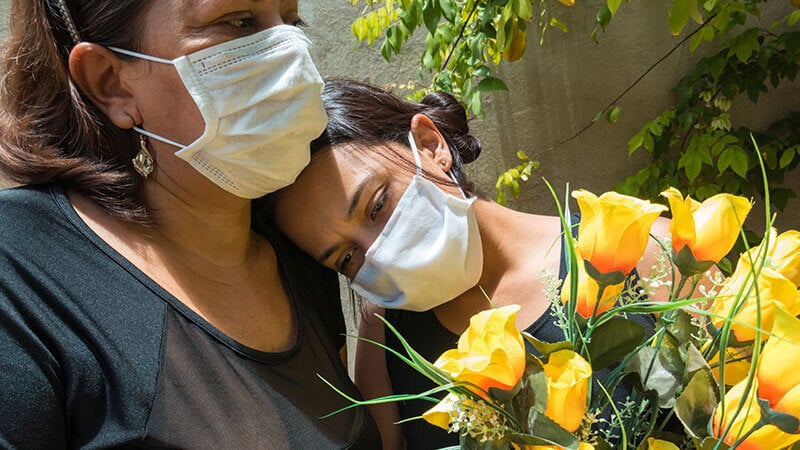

384,218,654,449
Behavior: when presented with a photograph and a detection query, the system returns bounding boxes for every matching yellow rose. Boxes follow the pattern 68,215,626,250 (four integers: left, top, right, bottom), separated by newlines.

757,303,800,416
572,190,667,278
645,437,681,450
713,380,800,450
561,255,625,318
707,343,753,386
710,255,800,342
422,393,459,431
434,305,526,396
746,229,800,288
542,349,592,432
661,188,752,265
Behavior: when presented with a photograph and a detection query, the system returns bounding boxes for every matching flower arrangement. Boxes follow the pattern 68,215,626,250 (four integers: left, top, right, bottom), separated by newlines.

322,155,800,449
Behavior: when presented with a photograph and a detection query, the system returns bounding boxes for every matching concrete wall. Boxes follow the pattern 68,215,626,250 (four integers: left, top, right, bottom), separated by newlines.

300,0,800,233
1,0,797,231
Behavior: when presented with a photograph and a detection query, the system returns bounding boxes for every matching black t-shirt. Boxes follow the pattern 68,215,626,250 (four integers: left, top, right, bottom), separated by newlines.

384,217,654,449
0,184,380,449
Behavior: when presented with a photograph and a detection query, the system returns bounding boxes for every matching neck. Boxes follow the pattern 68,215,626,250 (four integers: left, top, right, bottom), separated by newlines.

142,177,255,267
469,199,563,300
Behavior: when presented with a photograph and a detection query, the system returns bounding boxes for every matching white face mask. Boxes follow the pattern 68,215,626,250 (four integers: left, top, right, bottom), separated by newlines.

350,132,484,311
110,25,327,198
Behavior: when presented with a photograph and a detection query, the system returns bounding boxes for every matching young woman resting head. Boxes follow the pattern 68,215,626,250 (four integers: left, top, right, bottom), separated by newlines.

272,79,668,449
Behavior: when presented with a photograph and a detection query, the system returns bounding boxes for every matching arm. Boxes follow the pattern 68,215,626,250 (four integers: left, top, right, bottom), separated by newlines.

0,321,66,449
354,304,406,450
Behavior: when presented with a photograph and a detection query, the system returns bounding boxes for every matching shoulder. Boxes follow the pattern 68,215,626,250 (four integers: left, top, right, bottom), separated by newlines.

0,184,70,252
0,183,59,215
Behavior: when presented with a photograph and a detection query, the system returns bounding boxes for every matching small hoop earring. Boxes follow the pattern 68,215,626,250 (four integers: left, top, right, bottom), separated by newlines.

132,134,155,178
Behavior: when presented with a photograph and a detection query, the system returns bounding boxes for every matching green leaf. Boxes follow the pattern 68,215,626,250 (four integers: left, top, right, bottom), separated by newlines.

510,410,579,449
790,10,800,26
439,0,457,23
779,147,796,169
352,16,368,42
422,0,441,35
512,363,549,424
679,150,702,183
674,368,718,439
512,0,533,22
728,28,760,63
608,0,622,16
770,188,797,211
605,106,622,123
549,17,569,33
668,0,697,36
628,131,645,155
626,346,682,408
586,318,646,370
521,334,573,357
595,4,612,33
476,76,509,93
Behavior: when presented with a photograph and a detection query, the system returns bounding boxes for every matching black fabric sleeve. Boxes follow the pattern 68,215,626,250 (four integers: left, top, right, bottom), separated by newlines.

0,302,66,449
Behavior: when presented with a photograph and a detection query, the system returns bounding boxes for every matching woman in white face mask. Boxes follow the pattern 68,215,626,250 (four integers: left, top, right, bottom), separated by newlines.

0,1,379,448
272,79,671,450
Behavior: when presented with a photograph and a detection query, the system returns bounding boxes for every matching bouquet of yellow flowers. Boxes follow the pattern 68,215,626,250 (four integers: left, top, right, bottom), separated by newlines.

323,166,800,449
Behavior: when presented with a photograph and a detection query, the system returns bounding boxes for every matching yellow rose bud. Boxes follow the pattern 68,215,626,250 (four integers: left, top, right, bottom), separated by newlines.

561,255,625,318
434,305,526,396
645,437,681,450
758,303,800,417
747,229,800,288
713,380,800,450
710,255,800,342
572,190,667,277
661,188,752,265
542,350,592,432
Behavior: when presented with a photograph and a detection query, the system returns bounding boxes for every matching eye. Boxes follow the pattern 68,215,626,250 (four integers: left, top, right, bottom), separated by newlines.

337,248,356,273
229,17,257,30
370,190,386,221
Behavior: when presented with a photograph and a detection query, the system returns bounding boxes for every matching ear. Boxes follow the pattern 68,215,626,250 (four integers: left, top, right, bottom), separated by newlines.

69,43,139,129
410,113,452,173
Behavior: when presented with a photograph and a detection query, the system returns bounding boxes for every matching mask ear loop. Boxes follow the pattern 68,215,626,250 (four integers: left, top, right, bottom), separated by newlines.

407,131,468,199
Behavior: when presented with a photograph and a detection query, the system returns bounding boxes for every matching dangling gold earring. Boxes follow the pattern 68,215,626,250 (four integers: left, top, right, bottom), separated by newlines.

132,134,154,178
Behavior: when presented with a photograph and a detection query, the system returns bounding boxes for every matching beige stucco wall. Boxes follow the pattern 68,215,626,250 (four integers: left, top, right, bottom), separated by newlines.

301,0,800,233
1,0,797,232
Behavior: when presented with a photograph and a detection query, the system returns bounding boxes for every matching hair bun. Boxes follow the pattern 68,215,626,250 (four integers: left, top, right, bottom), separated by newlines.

421,91,482,164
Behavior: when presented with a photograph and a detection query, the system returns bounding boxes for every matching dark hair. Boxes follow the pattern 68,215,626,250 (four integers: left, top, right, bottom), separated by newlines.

311,79,482,194
0,0,154,223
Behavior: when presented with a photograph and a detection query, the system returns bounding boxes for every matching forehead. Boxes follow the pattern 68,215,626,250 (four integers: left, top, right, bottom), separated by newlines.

274,147,374,228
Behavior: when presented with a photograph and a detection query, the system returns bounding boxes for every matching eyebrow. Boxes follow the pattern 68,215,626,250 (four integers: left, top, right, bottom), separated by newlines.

316,176,371,264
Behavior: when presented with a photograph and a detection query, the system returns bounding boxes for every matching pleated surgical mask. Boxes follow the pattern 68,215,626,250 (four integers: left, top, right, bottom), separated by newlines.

111,25,327,198
350,132,484,311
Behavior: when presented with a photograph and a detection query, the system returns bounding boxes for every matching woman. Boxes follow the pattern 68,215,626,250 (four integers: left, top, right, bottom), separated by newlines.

0,1,378,448
272,79,669,449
